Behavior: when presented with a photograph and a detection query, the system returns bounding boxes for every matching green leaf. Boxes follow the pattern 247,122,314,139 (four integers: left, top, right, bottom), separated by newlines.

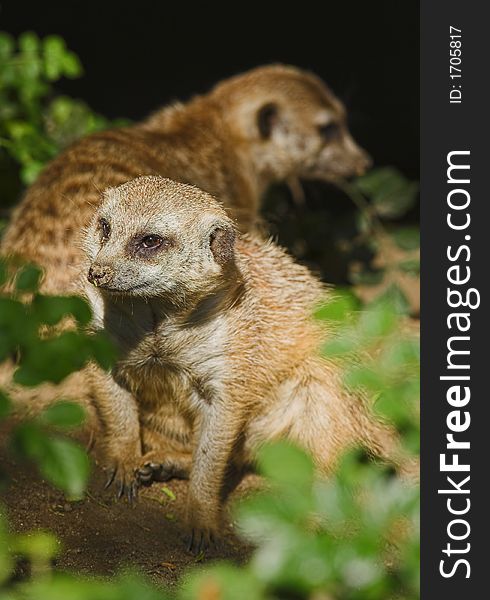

42,35,66,81
358,299,398,339
40,437,90,499
257,442,314,489
21,160,44,184
11,531,59,562
314,289,360,324
344,366,385,392
0,32,14,59
0,296,36,355
392,227,420,250
0,334,10,363
0,297,29,325
380,338,420,374
0,390,11,419
351,268,385,286
89,332,118,370
181,564,264,600
398,258,420,276
14,334,90,386
375,387,417,427
0,513,13,585
0,260,8,286
322,331,359,357
355,167,419,219
161,486,176,501
32,294,92,326
25,572,167,600
39,401,86,429
13,423,90,499
15,264,43,292
374,284,410,317
62,52,82,78
19,31,40,55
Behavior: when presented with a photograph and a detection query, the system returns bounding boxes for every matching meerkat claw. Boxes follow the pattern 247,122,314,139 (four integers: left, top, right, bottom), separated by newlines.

186,530,195,553
187,530,207,554
117,479,125,500
104,468,117,489
186,528,214,555
86,430,96,452
127,481,139,505
105,468,140,503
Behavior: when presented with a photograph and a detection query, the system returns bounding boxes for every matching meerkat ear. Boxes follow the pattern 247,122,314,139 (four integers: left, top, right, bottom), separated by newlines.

257,102,279,139
209,224,236,266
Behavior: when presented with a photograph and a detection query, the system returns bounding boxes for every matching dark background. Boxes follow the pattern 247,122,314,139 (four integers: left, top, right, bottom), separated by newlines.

0,1,419,178
0,1,419,284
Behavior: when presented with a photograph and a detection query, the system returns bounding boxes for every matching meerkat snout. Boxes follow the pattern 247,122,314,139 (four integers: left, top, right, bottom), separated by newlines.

351,145,372,176
359,152,372,173
87,263,114,287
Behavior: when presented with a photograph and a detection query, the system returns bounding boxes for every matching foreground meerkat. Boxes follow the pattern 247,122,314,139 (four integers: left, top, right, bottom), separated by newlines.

1,64,369,295
82,176,409,552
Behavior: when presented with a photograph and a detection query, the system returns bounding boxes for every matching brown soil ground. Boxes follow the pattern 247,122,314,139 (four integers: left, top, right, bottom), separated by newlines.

0,424,254,590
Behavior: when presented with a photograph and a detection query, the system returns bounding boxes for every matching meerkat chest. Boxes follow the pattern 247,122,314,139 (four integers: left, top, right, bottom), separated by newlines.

114,311,228,412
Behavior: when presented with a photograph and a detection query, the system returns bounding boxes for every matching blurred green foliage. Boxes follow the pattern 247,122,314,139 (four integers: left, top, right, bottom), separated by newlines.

347,168,420,282
0,32,419,600
0,260,419,599
319,287,420,456
263,167,420,297
0,31,111,208
0,263,116,387
0,258,116,498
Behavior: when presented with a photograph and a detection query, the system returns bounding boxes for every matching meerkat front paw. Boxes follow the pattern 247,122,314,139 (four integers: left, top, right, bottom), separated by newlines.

103,461,140,503
102,451,164,502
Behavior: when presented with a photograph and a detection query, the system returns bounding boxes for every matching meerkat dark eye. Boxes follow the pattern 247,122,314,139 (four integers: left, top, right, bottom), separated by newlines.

129,233,175,256
99,218,111,241
318,122,340,143
140,235,164,249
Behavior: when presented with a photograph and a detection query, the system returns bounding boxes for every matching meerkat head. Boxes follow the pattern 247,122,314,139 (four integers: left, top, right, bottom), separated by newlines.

212,64,371,188
83,176,237,308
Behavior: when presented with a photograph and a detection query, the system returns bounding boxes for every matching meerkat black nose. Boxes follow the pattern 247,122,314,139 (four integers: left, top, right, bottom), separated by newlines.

87,263,114,287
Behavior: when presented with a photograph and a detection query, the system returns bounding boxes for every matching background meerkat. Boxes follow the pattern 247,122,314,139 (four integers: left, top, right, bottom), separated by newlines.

82,176,411,552
0,65,370,491
1,64,369,296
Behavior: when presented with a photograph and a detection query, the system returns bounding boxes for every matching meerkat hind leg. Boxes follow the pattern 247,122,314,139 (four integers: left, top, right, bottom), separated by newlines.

248,358,408,477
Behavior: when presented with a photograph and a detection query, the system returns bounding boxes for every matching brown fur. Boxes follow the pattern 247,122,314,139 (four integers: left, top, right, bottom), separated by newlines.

80,176,410,549
1,65,369,295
